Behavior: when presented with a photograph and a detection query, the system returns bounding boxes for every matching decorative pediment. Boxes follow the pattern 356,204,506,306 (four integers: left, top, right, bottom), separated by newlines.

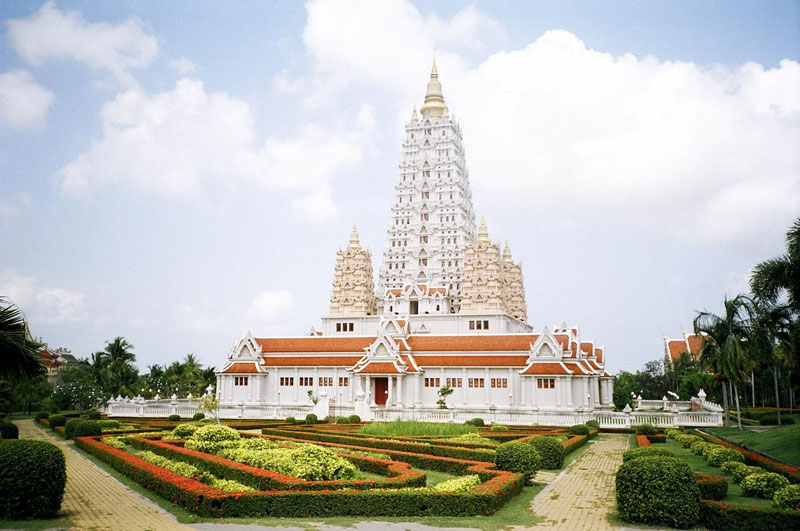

348,321,412,374
228,331,261,360
528,326,563,363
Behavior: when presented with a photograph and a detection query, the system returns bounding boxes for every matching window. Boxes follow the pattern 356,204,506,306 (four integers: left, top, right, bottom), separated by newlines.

280,377,294,386
319,377,333,387
537,378,556,389
424,377,441,388
422,191,429,199
469,320,475,330
468,378,485,388
419,258,427,266
446,377,462,388
338,377,349,387
234,376,249,386
336,322,354,332
490,378,508,389
299,377,313,386
421,213,428,221
420,235,428,243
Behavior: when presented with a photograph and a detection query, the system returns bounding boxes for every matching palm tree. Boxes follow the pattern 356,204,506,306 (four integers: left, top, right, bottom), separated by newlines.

103,337,138,396
0,298,44,380
695,295,753,430
182,354,202,393
751,217,800,313
749,299,792,424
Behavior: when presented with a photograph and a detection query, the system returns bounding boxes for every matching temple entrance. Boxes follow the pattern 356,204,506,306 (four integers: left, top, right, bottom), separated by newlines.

374,377,388,405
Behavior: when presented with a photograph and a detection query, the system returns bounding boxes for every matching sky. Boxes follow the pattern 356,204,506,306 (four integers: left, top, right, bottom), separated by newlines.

1,0,799,375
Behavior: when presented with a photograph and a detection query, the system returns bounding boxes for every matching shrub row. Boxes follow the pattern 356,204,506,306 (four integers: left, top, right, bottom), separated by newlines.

696,473,727,500
694,431,800,482
699,500,800,530
78,435,524,517
0,422,19,439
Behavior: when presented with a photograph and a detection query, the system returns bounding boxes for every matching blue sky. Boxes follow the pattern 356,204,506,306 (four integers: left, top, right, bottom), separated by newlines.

1,1,798,374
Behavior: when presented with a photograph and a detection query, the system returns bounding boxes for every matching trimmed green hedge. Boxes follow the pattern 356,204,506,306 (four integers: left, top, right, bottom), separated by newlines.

167,414,181,421
700,500,800,530
528,436,564,469
622,447,674,462
635,424,656,436
696,474,727,500
707,446,745,467
48,414,66,428
0,440,66,519
64,418,84,439
74,421,102,438
568,424,589,436
495,442,540,480
0,422,19,439
741,473,790,499
616,456,700,528
773,484,800,510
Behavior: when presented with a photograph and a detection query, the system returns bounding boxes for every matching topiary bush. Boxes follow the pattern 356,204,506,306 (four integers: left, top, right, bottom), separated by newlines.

690,441,714,455
491,424,509,431
494,441,541,480
99,419,120,429
335,416,351,424
64,418,84,439
34,411,49,421
772,484,800,510
636,424,656,435
185,424,241,454
696,473,727,500
192,412,205,421
431,474,481,493
616,456,700,528
348,414,361,424
167,414,181,421
48,414,66,428
674,433,703,448
73,420,101,438
760,414,795,425
741,472,791,499
569,424,589,436
622,447,674,462
171,423,201,439
585,419,599,429
0,439,66,519
465,418,485,427
305,413,318,425
721,460,748,476
529,436,564,469
733,465,768,483
239,437,277,450
86,409,101,420
707,447,745,467
0,422,19,439
285,416,296,425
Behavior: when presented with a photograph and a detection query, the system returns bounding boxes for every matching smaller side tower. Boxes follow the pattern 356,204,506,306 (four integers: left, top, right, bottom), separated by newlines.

502,241,527,321
328,225,377,316
459,217,507,314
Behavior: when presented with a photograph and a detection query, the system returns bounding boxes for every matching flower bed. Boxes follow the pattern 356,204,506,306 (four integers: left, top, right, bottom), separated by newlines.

699,500,800,530
695,431,800,483
76,434,523,517
636,435,652,447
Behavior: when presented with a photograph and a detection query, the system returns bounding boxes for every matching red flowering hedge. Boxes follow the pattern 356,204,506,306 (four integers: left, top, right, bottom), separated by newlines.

128,436,426,491
562,434,589,455
695,431,800,483
699,500,800,530
647,434,666,444
636,435,652,448
75,435,524,517
696,473,727,500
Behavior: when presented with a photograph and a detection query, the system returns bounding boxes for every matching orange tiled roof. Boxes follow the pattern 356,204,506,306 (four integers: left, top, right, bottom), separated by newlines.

580,342,593,356
353,362,402,374
406,335,537,352
596,348,604,363
686,334,704,355
257,337,374,353
220,362,261,374
412,355,529,366
667,340,687,361
521,362,571,375
262,356,362,366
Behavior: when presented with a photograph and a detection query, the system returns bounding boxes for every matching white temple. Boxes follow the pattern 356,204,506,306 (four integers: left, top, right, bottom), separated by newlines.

213,61,616,424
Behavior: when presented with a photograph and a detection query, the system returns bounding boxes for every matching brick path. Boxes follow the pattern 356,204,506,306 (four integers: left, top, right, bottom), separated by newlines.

525,434,629,530
17,420,189,531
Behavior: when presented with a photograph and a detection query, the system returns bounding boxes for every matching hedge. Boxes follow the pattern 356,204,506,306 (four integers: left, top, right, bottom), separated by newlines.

622,447,674,462
635,435,651,448
0,440,66,519
694,431,800,483
773,484,800,510
568,424,589,436
48,414,66,428
528,436,564,469
646,434,666,444
699,500,800,530
696,473,727,500
707,447,745,467
64,418,85,439
76,435,524,517
741,473,791,499
494,442,540,480
0,422,19,439
616,456,700,528
74,421,102,438
636,424,656,436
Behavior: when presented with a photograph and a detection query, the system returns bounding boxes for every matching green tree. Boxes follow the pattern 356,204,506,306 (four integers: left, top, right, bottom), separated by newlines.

694,295,753,430
0,298,44,381
103,337,138,397
750,217,800,313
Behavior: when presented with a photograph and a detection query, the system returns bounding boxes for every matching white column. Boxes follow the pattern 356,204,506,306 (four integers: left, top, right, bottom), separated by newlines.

397,376,403,405
462,367,468,405
274,369,279,404
507,368,514,407
520,374,527,406
313,367,319,398
293,368,299,403
531,377,537,408
366,376,372,405
387,376,394,406
556,377,563,407
414,374,421,406
565,377,573,407
583,378,589,408
484,367,489,405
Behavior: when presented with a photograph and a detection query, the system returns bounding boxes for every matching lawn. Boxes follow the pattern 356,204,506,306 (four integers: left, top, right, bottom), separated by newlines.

706,423,800,467
359,419,478,436
661,439,771,507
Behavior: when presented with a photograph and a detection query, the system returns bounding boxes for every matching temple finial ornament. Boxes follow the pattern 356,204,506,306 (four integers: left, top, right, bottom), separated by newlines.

349,223,361,249
503,239,513,263
478,215,490,243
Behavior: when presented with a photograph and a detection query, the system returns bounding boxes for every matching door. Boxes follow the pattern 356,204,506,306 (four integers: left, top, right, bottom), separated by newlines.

374,377,388,405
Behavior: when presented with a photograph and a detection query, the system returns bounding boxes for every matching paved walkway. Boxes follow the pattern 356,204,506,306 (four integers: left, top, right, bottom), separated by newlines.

16,420,190,531
525,434,629,530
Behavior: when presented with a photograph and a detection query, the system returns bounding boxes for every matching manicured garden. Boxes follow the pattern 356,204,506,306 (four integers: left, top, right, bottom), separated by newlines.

36,416,598,519
614,425,800,530
707,423,800,467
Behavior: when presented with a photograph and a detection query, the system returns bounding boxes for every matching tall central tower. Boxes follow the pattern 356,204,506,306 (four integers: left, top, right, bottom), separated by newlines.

378,60,476,313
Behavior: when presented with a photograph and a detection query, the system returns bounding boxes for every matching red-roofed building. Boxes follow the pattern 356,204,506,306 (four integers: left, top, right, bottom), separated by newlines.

663,331,706,366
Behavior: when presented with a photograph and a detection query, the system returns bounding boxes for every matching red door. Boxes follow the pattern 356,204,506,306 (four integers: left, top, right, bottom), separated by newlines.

374,378,388,405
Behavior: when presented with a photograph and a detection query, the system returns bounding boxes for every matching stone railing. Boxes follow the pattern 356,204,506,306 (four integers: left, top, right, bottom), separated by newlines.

595,410,723,428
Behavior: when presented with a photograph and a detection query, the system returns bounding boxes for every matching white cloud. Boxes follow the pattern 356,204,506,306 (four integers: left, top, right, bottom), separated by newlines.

298,2,800,246
0,192,32,221
0,269,87,323
59,78,373,219
0,70,54,130
5,1,158,85
247,290,296,323
170,56,197,76
173,290,296,336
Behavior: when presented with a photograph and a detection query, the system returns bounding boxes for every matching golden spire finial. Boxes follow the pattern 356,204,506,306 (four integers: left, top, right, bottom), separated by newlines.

477,216,490,243
420,51,446,120
348,223,361,249
431,52,438,79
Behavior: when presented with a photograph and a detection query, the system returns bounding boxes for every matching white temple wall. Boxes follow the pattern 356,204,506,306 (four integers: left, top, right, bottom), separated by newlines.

320,313,532,336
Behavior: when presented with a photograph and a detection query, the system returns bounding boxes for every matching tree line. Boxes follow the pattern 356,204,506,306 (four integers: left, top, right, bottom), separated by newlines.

614,217,799,429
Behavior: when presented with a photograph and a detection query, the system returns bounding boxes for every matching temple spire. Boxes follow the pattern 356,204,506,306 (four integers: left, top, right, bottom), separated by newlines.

420,53,447,120
477,216,490,243
348,223,361,249
503,239,513,263
431,54,438,79
411,105,419,122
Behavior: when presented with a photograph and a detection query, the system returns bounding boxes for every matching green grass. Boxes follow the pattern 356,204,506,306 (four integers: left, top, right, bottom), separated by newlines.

706,423,800,467
416,468,460,487
0,516,74,530
661,439,771,507
359,419,477,437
